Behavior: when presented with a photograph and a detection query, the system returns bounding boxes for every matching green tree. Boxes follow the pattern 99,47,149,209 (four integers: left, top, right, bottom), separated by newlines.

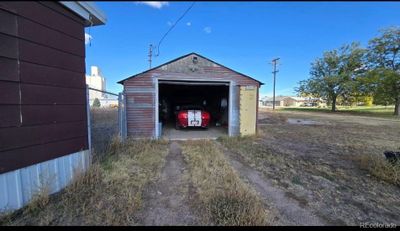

296,43,365,112
92,98,101,108
364,27,400,116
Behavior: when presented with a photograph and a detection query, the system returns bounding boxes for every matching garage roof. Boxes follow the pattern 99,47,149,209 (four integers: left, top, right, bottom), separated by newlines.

118,52,264,85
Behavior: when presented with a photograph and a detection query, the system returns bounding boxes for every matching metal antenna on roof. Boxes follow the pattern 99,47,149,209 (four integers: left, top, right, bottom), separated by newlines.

154,2,196,58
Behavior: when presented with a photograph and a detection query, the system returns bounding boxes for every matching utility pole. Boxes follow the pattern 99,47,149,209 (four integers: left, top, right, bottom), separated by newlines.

148,44,153,69
271,58,280,110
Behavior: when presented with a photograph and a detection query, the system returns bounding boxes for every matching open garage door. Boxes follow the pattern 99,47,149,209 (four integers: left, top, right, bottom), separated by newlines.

156,80,230,140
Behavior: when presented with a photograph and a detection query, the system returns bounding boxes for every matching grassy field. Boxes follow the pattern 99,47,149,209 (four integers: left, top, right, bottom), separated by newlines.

280,105,397,118
220,110,400,225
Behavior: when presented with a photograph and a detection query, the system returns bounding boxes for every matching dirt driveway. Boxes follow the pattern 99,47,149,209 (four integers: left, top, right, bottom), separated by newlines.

138,142,199,225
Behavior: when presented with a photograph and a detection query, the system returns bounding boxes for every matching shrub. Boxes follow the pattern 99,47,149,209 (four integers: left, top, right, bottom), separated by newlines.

92,98,101,108
356,154,400,186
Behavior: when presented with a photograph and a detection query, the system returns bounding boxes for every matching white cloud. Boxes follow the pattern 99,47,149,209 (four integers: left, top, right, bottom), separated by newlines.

136,1,169,9
186,22,191,26
203,26,212,34
85,33,92,45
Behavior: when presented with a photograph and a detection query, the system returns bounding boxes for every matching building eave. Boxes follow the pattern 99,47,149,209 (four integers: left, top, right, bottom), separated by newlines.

59,1,107,26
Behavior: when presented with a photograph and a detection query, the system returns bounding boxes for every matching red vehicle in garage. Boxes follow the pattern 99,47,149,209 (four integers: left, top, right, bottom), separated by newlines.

175,105,211,129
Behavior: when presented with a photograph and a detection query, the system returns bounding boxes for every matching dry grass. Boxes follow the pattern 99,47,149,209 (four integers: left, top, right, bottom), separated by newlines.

220,110,400,225
90,107,118,126
258,111,288,124
90,108,119,158
24,186,51,217
0,137,169,226
181,140,269,226
354,154,400,187
217,135,286,168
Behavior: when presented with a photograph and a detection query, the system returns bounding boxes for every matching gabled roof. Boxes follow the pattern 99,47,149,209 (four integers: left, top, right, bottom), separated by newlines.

117,52,264,85
287,97,307,101
262,96,288,101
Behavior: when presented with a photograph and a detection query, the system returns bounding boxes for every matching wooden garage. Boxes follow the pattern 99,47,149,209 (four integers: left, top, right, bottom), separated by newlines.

118,52,263,139
0,1,106,212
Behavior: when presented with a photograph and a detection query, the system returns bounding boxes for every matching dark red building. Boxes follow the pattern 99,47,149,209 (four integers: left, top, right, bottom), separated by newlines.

0,1,106,211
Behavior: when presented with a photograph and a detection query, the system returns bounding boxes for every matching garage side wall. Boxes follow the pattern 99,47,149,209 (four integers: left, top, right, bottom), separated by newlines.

123,71,159,138
0,1,88,174
123,54,259,138
0,2,90,212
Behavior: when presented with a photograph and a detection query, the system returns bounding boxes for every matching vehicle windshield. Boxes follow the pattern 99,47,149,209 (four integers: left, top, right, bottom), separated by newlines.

180,105,204,110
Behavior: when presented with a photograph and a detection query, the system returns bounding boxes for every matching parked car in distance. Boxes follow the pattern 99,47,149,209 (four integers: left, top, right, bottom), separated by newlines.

175,105,210,129
302,102,317,107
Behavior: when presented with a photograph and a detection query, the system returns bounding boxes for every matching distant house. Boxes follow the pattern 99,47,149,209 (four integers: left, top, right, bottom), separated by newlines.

283,97,307,107
284,97,326,107
259,96,326,107
259,96,287,107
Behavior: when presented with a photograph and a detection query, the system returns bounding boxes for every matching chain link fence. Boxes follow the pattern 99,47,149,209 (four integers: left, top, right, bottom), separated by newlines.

87,87,126,161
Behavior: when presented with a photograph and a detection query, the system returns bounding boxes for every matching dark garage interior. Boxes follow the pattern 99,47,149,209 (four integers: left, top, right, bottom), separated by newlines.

158,82,229,139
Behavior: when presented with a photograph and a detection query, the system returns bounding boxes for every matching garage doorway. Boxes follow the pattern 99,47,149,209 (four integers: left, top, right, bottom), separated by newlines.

156,80,230,140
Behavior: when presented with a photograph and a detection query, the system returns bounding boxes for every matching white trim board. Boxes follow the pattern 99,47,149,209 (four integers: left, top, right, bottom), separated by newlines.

59,1,107,26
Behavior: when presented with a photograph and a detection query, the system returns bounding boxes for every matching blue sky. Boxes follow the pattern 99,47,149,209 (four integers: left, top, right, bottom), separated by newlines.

85,1,400,97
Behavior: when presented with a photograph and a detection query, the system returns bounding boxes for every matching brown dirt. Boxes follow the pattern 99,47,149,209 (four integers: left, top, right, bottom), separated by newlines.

220,110,400,225
138,142,199,225
217,142,327,225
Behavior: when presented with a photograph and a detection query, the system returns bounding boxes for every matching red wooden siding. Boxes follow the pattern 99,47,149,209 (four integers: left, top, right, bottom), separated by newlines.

0,137,88,174
0,9,17,35
122,54,260,138
0,57,19,82
0,106,20,128
0,2,88,174
21,105,86,126
0,82,20,104
0,1,85,41
19,61,85,88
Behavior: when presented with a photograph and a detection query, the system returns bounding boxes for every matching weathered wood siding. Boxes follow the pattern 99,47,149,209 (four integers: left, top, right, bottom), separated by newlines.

122,54,260,138
0,2,88,174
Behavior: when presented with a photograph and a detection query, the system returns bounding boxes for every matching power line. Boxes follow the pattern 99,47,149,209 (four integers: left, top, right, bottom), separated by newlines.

154,1,196,57
271,58,280,110
148,44,153,69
